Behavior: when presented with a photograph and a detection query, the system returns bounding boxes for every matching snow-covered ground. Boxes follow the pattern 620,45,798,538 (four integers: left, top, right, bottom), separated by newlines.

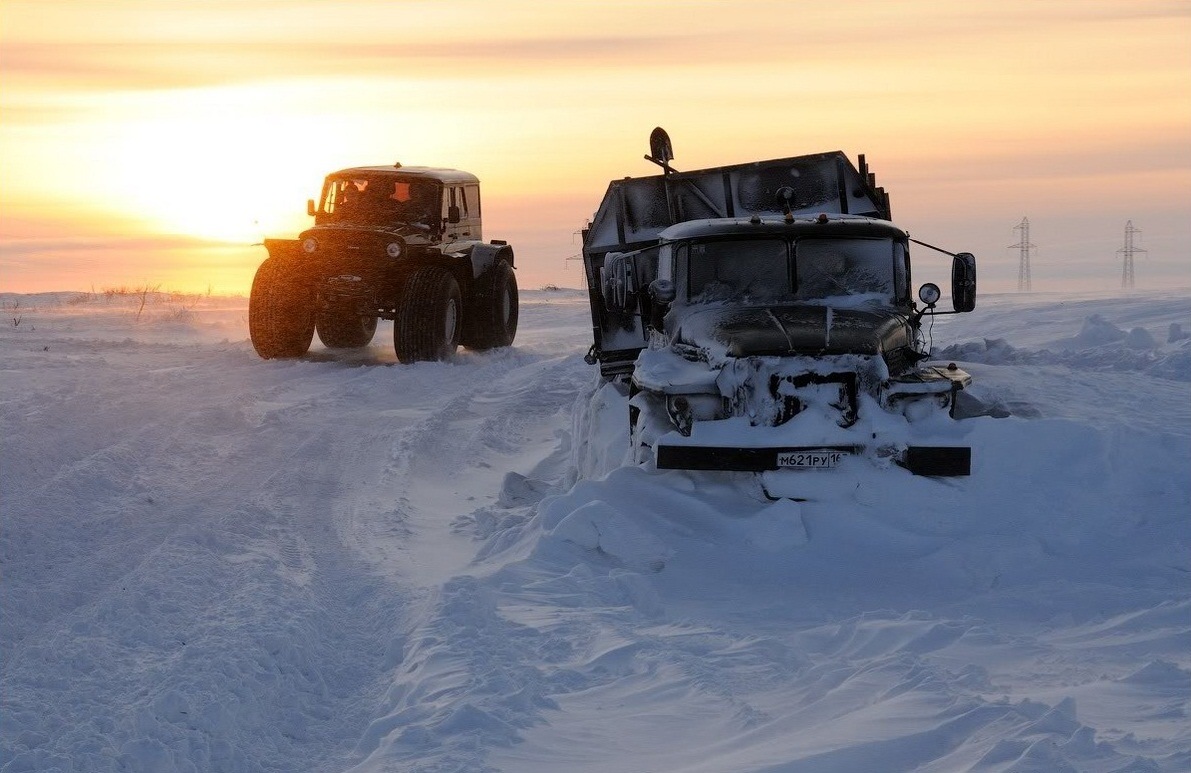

2,286,1189,773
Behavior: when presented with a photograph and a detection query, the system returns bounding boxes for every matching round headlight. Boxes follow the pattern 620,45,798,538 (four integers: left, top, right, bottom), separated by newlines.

918,282,941,306
302,237,318,254
386,241,403,258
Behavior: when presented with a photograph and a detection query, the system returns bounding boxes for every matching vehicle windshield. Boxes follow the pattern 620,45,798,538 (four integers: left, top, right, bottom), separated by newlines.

319,175,438,228
794,237,899,302
685,239,791,302
682,236,902,304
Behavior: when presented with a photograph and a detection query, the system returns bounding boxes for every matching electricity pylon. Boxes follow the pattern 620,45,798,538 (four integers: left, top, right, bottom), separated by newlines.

1009,217,1036,292
1117,220,1145,289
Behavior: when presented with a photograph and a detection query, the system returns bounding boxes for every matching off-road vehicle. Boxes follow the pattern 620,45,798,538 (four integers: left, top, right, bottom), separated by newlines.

249,164,518,362
581,129,978,481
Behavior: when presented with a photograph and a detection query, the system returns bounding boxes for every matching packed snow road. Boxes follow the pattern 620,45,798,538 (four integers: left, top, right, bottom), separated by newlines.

1,292,592,772
1,288,1189,772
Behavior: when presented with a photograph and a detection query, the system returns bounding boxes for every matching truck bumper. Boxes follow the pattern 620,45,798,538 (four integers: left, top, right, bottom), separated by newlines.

655,443,970,476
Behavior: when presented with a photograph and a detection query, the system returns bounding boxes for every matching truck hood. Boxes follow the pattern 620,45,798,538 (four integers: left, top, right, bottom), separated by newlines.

674,303,912,358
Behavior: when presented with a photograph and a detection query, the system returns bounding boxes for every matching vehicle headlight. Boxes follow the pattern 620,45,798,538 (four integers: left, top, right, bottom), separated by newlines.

302,237,318,254
666,393,726,435
918,282,941,306
386,241,403,258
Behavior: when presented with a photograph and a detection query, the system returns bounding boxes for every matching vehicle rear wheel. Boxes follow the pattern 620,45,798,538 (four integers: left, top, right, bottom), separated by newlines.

464,259,518,350
394,267,462,362
249,258,315,359
316,305,377,348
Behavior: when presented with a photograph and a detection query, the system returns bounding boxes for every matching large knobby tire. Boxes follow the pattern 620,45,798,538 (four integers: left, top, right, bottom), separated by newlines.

394,267,462,363
249,258,315,359
465,260,519,350
316,305,378,349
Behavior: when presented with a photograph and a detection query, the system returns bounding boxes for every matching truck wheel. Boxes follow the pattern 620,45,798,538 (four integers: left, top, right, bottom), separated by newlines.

628,382,655,465
249,258,314,359
394,266,462,362
465,260,519,350
316,305,378,348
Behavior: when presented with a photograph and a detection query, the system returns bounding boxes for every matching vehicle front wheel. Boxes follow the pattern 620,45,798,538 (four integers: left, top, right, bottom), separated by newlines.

394,267,462,363
249,258,315,359
316,305,378,348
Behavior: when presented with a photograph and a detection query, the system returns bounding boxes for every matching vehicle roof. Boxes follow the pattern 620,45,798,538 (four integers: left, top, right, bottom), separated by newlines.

327,165,480,184
658,214,908,243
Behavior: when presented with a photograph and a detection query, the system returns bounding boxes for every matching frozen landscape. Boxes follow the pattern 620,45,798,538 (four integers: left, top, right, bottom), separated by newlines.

1,286,1189,772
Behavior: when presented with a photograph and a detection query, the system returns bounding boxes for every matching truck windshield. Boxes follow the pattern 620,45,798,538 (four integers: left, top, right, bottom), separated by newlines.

794,237,898,302
320,176,438,227
685,239,791,302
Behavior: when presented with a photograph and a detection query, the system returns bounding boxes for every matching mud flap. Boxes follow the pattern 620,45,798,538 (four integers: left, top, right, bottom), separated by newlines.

902,446,971,477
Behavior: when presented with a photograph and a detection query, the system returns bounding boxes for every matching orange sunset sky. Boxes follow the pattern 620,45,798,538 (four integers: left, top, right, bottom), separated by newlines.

2,0,1189,294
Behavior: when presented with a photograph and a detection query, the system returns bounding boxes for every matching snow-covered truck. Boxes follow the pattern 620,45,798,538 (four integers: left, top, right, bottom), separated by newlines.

581,129,978,479
250,164,518,363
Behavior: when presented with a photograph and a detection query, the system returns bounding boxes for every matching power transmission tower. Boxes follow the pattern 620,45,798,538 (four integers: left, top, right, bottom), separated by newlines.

1117,220,1145,289
1009,217,1036,291
566,227,588,289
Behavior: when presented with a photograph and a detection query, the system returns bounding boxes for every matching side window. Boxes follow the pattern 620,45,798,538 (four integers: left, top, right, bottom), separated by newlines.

458,187,469,219
893,242,909,302
466,184,480,218
441,186,454,222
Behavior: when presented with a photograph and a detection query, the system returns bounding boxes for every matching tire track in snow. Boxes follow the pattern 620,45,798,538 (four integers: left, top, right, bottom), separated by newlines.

341,349,597,772
2,333,482,771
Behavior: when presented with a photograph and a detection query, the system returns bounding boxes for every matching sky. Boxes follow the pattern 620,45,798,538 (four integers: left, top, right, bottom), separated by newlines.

1,0,1189,295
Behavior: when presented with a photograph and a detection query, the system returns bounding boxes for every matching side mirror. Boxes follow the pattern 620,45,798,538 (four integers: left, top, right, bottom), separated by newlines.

447,205,462,224
601,252,635,312
647,279,675,331
951,252,976,312
307,199,317,217
648,278,676,305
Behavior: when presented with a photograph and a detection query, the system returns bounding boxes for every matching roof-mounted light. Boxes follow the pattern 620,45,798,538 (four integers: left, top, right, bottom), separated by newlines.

816,213,829,224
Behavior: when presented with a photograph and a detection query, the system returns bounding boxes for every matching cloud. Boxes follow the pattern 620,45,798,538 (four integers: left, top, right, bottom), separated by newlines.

1,35,720,93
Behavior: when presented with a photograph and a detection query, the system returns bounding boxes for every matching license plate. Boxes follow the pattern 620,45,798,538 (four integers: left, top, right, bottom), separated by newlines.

776,450,846,469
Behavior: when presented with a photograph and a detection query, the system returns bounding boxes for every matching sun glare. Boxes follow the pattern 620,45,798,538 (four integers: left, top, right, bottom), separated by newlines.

98,92,338,243
90,81,460,246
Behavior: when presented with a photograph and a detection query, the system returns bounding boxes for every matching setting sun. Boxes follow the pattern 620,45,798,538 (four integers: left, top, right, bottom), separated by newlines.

100,91,332,244
31,81,466,247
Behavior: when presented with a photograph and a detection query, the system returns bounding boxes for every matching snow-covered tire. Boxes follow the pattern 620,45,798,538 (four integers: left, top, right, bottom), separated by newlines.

316,305,377,349
249,258,315,359
394,267,462,363
628,384,657,466
464,260,518,350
